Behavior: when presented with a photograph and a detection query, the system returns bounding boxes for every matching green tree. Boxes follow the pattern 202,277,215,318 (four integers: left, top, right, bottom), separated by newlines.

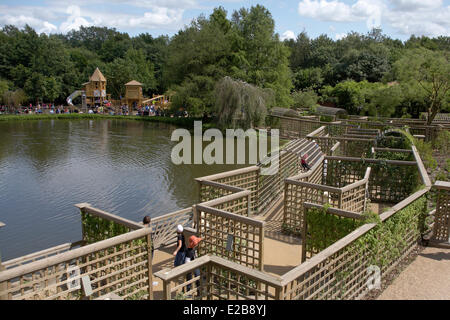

291,89,318,109
231,5,292,107
24,72,47,104
214,76,274,129
293,67,323,90
45,76,62,103
394,48,450,124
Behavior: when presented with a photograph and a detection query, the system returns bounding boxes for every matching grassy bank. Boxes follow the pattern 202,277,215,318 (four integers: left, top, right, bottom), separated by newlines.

0,113,214,129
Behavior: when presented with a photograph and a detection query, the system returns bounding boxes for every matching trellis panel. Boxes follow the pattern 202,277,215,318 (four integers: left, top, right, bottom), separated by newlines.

196,205,264,271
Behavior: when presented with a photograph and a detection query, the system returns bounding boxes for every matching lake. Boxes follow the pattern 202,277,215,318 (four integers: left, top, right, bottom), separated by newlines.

0,119,251,260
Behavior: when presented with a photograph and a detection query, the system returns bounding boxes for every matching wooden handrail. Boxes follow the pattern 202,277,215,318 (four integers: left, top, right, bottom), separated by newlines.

196,180,245,193
195,204,264,226
154,255,282,287
306,126,326,138
284,179,342,193
150,207,193,223
75,203,143,230
198,190,251,208
325,156,417,166
2,242,80,268
411,146,432,187
303,202,366,220
0,228,151,283
373,147,413,153
434,180,450,190
195,166,259,182
340,167,371,193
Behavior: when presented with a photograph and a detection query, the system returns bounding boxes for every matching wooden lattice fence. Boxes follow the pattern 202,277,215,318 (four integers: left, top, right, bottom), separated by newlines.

283,161,370,235
195,203,264,271
0,228,153,300
324,157,419,203
429,181,450,245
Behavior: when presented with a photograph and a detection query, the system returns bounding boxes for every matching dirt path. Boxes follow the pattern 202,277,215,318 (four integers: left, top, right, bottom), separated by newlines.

377,246,450,300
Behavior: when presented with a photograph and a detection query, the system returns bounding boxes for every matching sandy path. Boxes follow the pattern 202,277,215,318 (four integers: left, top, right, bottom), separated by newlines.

378,246,450,300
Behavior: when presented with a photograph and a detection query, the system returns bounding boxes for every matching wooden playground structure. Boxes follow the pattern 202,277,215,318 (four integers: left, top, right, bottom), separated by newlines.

67,68,170,112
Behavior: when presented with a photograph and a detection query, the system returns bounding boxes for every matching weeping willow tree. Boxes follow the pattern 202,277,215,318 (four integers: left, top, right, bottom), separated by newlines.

214,76,274,129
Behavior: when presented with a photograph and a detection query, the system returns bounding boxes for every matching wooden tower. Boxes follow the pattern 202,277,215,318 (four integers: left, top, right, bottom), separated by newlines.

83,68,108,107
124,80,144,109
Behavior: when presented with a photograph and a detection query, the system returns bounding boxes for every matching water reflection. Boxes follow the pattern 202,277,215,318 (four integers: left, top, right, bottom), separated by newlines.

0,120,250,260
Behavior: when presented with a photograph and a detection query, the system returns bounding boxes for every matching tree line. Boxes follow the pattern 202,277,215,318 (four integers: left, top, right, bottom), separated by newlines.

0,5,448,124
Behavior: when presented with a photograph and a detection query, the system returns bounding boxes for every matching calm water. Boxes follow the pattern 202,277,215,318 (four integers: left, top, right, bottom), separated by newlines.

0,119,248,261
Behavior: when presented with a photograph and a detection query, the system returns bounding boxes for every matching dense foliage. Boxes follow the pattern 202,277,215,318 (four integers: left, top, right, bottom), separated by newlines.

0,6,449,121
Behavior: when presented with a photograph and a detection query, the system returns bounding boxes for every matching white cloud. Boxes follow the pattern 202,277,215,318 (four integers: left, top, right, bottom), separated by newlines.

0,1,194,34
281,30,296,40
297,0,450,37
389,0,442,11
335,32,347,40
59,5,91,33
298,0,354,22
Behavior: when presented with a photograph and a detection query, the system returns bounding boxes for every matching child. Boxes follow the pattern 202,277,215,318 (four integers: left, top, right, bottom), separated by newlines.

173,225,186,267
185,236,202,293
301,153,311,171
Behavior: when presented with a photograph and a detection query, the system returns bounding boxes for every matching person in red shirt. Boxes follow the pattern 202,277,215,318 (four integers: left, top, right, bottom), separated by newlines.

301,153,311,171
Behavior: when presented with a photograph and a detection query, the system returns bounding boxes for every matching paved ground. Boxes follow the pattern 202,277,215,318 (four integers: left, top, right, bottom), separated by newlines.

378,246,450,300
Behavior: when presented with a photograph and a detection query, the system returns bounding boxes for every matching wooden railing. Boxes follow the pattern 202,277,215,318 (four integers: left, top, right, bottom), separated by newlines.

0,228,153,300
324,156,419,203
154,255,282,300
77,203,195,250
427,181,450,248
2,242,83,270
306,125,376,157
196,139,324,217
195,202,265,271
196,166,259,214
283,159,370,234
150,207,195,249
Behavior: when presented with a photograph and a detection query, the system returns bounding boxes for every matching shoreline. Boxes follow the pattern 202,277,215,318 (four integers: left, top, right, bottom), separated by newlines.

0,114,211,130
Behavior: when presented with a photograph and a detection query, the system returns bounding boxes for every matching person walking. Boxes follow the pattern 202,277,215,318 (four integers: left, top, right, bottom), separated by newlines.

173,225,186,267
185,236,202,294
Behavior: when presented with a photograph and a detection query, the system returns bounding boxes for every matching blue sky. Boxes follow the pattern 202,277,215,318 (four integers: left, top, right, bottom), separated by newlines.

0,0,449,41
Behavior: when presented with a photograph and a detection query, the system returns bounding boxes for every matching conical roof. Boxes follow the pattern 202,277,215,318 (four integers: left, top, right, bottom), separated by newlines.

125,80,143,86
90,67,106,82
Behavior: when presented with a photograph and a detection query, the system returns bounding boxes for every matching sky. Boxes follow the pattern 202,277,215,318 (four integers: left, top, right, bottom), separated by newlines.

0,0,449,41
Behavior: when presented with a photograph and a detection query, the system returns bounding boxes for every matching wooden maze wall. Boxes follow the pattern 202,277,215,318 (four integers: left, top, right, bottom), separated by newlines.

324,157,419,203
195,204,264,271
431,182,450,243
0,229,153,300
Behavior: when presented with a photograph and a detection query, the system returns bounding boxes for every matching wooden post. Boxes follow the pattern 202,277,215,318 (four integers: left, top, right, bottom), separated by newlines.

163,281,171,300
255,169,260,214
146,233,153,300
259,224,265,272
301,216,307,263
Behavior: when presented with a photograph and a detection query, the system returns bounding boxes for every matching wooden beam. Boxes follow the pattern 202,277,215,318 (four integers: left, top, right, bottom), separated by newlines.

303,202,366,220
195,166,259,182
195,204,264,226
75,204,143,230
0,228,152,283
